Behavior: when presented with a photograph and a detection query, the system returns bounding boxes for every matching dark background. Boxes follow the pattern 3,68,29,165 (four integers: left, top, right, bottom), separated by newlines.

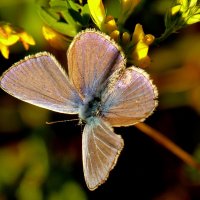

0,0,200,199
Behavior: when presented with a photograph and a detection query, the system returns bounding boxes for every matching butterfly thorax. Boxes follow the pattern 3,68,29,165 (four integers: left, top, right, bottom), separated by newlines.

79,96,102,123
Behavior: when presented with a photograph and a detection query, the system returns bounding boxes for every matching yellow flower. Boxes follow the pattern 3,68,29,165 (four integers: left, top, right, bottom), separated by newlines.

87,0,141,32
104,16,118,34
0,22,35,59
110,30,120,42
18,31,35,50
0,43,9,59
87,0,106,30
122,32,131,46
130,24,155,68
170,0,200,25
171,5,182,15
87,0,144,58
42,26,72,50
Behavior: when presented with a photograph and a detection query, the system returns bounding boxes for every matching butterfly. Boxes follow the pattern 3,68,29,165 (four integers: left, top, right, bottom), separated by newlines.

0,29,158,190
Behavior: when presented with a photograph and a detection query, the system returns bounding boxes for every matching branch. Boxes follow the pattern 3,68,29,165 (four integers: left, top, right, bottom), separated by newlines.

135,122,200,171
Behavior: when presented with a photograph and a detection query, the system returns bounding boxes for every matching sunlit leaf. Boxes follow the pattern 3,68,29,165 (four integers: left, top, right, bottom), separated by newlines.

87,0,106,29
49,0,77,26
38,6,79,37
42,26,72,50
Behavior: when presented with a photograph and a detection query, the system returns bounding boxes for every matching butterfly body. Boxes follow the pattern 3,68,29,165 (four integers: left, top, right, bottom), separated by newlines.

79,96,102,123
0,29,158,190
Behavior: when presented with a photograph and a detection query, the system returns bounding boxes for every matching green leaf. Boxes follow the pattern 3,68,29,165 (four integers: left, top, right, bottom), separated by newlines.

49,22,78,37
49,0,68,10
47,0,79,28
37,6,78,37
38,6,60,22
104,0,121,19
81,4,90,26
60,10,78,26
68,0,82,12
68,9,83,24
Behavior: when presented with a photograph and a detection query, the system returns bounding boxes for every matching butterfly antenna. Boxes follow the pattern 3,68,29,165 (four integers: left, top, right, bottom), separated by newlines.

46,119,79,125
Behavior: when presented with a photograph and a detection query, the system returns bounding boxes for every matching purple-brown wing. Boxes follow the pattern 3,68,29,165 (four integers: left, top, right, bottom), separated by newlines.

102,66,158,127
0,52,81,114
67,29,125,99
82,118,124,190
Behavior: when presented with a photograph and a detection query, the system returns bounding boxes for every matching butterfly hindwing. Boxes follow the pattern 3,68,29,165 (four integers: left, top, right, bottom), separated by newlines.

102,66,158,127
82,118,124,190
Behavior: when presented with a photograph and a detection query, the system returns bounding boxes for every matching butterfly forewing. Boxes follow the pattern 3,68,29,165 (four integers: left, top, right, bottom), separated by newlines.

67,30,125,99
82,118,124,190
0,52,81,114
102,67,158,127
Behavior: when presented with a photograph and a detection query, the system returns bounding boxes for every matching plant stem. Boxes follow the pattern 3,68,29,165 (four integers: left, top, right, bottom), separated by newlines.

135,122,200,171
154,27,173,44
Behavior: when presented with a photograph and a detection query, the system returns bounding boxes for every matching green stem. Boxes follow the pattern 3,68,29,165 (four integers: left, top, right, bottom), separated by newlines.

154,19,186,45
154,26,175,45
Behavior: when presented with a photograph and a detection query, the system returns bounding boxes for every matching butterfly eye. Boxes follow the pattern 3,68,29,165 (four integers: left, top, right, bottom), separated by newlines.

93,96,101,104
